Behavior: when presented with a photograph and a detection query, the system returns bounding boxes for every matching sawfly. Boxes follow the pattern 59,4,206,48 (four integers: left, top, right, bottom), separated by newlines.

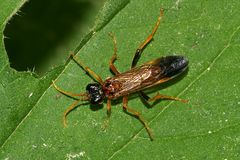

53,8,188,140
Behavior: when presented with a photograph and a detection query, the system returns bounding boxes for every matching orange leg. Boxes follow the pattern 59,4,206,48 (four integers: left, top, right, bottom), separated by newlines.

52,80,89,127
63,100,89,127
108,33,120,75
131,8,164,68
102,99,112,129
70,53,104,84
52,80,87,98
123,96,153,140
148,92,188,103
107,99,112,117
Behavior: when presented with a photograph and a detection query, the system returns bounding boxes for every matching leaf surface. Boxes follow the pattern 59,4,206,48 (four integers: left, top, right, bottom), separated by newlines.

1,0,240,159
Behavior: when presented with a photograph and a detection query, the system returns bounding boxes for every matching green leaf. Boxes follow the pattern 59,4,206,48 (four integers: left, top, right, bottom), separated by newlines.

1,0,240,159
0,0,64,146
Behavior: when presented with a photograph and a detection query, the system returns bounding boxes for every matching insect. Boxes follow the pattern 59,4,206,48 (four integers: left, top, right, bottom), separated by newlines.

52,8,188,140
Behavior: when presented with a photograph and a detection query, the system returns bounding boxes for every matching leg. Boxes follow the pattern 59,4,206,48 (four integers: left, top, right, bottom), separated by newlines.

63,100,89,127
102,99,112,129
108,33,120,75
131,8,164,68
70,53,104,84
148,92,188,103
52,80,88,98
139,91,150,101
139,91,152,107
122,96,153,140
107,99,111,117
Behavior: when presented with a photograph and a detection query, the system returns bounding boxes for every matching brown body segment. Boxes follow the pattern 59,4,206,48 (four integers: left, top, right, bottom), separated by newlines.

103,55,188,100
103,64,163,99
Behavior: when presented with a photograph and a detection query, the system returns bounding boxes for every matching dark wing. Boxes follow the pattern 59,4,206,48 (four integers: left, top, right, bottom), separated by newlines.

144,55,188,87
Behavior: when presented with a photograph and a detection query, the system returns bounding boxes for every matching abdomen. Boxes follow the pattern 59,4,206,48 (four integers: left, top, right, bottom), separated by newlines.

103,55,188,99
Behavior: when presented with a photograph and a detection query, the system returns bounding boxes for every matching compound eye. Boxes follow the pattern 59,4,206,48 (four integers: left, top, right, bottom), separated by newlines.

86,83,99,92
86,83,104,104
91,94,103,104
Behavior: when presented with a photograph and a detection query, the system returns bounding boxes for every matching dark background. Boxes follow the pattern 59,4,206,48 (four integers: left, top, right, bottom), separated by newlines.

4,0,104,75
